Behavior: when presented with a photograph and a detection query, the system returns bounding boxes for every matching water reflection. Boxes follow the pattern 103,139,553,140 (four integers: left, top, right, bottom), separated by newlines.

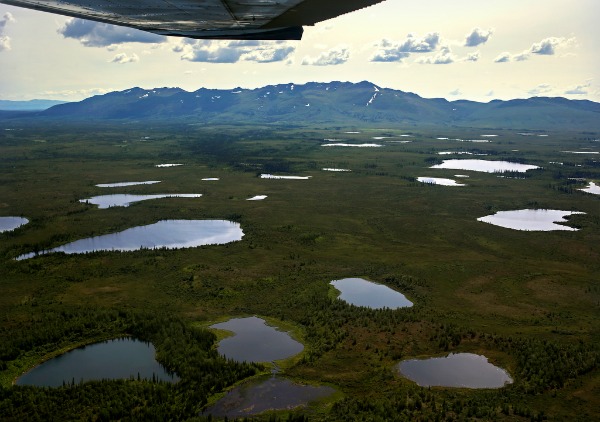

203,376,334,417
398,353,512,388
80,194,202,208
247,195,267,201
330,278,413,309
17,220,243,260
579,181,600,195
260,174,311,180
430,159,539,173
96,181,161,187
17,338,177,387
477,209,584,231
417,177,465,186
0,217,28,233
210,317,303,363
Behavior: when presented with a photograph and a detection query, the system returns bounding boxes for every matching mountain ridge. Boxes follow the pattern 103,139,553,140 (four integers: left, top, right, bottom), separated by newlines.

2,81,599,131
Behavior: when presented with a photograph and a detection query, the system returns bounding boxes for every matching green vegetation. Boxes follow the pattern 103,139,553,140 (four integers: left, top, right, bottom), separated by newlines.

0,122,598,420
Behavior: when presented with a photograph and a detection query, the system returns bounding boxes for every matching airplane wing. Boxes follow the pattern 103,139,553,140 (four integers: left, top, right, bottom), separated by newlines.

0,0,386,40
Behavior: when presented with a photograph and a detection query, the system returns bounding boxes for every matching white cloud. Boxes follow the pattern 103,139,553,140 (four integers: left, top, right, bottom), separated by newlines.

464,28,493,47
41,88,111,98
179,40,295,63
494,52,511,63
565,81,592,95
528,83,553,95
370,33,440,62
59,19,166,47
302,45,350,66
449,88,462,96
109,52,139,64
494,36,576,62
416,46,455,65
464,51,480,62
0,12,15,52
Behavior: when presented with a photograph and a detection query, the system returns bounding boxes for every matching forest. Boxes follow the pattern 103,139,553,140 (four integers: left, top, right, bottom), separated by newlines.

0,122,598,420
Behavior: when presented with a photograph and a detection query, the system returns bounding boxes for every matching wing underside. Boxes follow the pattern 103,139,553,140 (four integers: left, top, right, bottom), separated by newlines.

0,0,385,40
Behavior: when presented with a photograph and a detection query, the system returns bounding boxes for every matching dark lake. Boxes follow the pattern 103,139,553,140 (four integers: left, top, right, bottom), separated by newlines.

16,338,178,387
397,353,512,388
16,219,243,260
202,376,335,418
210,316,303,363
330,277,413,309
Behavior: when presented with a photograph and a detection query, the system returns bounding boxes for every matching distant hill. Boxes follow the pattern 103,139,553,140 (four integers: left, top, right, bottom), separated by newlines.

0,99,69,111
3,82,599,131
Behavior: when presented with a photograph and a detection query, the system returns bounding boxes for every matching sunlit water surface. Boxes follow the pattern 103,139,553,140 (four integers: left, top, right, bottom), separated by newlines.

477,209,584,231
16,220,243,260
80,194,202,208
96,181,161,187
417,177,466,186
430,159,539,173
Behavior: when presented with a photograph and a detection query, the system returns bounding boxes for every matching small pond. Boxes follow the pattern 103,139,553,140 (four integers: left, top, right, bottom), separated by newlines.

430,159,539,173
260,174,311,180
16,219,243,260
0,217,29,233
397,353,512,388
247,195,267,201
210,317,303,363
202,376,334,418
579,182,600,195
202,178,219,181
330,278,413,309
322,143,382,148
96,181,161,187
477,209,584,231
417,177,465,186
16,338,177,387
323,168,351,172
155,163,183,167
80,194,202,208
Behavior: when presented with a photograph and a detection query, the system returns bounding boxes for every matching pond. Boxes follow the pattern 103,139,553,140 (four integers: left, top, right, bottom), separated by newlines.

330,278,413,309
417,177,465,186
155,163,183,167
0,217,28,233
430,159,539,173
96,181,161,187
16,219,243,260
16,338,178,387
579,182,600,195
397,353,512,388
210,317,303,363
247,195,267,201
80,194,202,208
477,209,584,231
323,168,351,172
322,143,382,147
260,174,311,180
202,376,334,418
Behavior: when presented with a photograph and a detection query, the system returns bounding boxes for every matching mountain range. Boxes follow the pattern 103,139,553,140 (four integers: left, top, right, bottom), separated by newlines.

2,81,599,131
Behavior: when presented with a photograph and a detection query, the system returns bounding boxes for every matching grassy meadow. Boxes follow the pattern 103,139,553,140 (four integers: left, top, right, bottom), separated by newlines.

0,121,599,420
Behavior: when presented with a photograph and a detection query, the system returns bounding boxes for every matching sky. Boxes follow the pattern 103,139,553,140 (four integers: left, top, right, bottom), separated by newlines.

0,0,598,102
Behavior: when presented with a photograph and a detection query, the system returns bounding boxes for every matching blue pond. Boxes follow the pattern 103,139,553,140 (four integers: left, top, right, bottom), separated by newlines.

210,316,303,363
330,277,413,309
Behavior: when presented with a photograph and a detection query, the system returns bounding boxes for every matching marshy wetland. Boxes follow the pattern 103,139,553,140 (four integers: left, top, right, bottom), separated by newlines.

0,123,598,420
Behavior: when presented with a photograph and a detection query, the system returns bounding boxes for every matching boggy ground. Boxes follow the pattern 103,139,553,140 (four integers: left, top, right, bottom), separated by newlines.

0,122,598,420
